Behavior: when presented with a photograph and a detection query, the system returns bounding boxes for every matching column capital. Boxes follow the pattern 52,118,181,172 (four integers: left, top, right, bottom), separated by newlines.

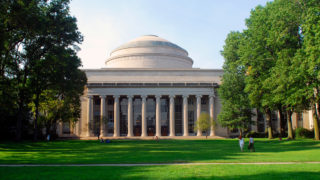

182,95,189,99
169,95,175,99
196,94,203,99
141,95,148,99
155,95,161,100
87,95,93,99
127,95,134,99
209,94,215,98
99,95,106,99
113,95,120,99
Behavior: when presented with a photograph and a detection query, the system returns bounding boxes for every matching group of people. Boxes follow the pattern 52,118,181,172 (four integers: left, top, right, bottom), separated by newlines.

100,138,111,143
238,135,255,152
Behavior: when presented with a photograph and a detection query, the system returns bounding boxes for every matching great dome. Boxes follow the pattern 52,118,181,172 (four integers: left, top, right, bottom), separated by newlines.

105,35,193,69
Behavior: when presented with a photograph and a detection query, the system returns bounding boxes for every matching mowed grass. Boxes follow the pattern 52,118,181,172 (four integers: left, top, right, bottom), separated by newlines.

0,138,320,164
1,164,320,180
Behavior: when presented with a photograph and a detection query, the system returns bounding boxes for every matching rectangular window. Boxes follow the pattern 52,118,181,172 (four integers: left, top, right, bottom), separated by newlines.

94,98,100,105
108,99,114,105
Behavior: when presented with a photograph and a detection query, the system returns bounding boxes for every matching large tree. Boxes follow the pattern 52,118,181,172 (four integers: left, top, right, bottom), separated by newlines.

241,3,277,139
295,0,320,140
0,0,85,141
218,31,253,136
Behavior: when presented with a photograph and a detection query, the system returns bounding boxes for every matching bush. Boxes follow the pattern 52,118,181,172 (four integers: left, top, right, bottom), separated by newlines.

245,131,266,138
295,128,314,138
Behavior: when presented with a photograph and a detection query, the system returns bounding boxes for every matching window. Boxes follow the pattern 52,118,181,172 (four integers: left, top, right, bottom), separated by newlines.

188,98,194,105
108,99,114,105
201,98,206,105
94,98,100,105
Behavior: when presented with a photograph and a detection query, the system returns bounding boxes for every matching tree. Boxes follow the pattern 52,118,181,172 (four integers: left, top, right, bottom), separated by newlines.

218,31,253,136
295,0,320,140
195,112,213,139
0,0,85,141
261,0,304,139
241,3,277,139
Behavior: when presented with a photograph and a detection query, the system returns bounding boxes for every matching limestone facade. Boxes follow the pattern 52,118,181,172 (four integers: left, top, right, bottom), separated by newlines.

57,35,315,138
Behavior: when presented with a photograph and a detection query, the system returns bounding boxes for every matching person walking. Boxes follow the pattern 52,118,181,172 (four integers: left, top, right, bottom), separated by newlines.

249,136,255,152
238,135,244,152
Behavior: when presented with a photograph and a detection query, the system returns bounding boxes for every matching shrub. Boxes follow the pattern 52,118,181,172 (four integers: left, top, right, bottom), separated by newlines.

295,128,314,138
245,131,266,138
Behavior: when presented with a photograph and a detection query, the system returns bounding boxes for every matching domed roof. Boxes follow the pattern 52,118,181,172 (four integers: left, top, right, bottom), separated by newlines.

111,35,187,54
105,35,193,69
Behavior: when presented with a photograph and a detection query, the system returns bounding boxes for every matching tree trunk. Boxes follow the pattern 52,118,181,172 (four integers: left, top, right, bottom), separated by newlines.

286,110,294,139
278,108,285,139
16,105,23,142
16,66,29,141
313,103,319,140
239,128,243,137
265,108,273,139
33,90,40,141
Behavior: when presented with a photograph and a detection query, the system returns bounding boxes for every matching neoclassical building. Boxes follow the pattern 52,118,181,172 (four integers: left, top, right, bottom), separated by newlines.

57,35,315,138
59,35,226,138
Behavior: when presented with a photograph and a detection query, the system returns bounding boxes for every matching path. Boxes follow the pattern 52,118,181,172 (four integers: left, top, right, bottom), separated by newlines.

1,162,320,167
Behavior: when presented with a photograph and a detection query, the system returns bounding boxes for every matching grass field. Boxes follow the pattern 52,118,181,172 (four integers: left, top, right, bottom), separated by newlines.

0,138,320,179
0,138,320,164
1,164,320,180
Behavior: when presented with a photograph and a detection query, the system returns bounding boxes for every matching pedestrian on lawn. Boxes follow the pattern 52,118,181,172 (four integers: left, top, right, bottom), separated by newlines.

238,135,244,152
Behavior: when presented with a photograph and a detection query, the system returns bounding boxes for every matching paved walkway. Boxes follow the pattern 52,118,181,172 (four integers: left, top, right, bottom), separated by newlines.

1,162,320,167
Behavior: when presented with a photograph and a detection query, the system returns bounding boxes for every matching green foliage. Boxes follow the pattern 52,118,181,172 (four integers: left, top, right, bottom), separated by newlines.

221,0,320,140
295,128,314,139
245,131,267,138
218,31,253,133
195,112,211,136
0,0,86,140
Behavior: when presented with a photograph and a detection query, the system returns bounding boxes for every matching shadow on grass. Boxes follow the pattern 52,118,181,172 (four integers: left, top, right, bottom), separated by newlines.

1,165,320,180
0,139,319,164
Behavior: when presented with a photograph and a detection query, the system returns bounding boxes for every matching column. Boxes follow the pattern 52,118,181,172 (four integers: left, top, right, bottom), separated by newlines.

196,95,202,136
100,95,106,137
209,95,215,136
183,95,189,136
155,95,161,137
127,95,133,137
113,95,120,137
169,95,175,136
86,95,93,137
141,95,147,137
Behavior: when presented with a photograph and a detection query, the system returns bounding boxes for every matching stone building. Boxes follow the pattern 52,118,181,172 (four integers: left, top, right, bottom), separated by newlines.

57,35,314,138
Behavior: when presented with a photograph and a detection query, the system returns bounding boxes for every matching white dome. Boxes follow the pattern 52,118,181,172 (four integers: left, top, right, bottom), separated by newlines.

105,35,193,69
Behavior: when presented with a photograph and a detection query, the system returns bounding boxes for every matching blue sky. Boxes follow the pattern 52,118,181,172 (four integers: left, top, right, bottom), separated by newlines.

70,0,272,69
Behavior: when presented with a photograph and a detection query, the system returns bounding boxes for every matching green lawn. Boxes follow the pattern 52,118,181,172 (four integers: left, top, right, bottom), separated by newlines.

1,139,320,179
0,139,320,164
1,164,320,180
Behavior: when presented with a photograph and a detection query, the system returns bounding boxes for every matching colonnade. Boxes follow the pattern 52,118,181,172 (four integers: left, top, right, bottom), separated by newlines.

86,94,215,137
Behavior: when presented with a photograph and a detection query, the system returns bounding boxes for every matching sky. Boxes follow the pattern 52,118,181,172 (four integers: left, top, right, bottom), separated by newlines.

69,0,272,70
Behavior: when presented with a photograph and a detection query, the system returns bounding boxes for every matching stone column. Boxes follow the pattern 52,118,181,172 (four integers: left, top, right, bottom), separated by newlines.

113,95,120,137
169,95,175,136
100,95,106,137
87,95,93,137
127,95,133,137
183,95,189,136
209,95,215,136
155,95,161,137
141,95,147,137
196,95,202,136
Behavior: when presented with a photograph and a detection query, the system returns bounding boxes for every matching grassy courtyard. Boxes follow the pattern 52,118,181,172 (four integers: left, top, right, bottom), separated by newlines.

0,138,320,179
